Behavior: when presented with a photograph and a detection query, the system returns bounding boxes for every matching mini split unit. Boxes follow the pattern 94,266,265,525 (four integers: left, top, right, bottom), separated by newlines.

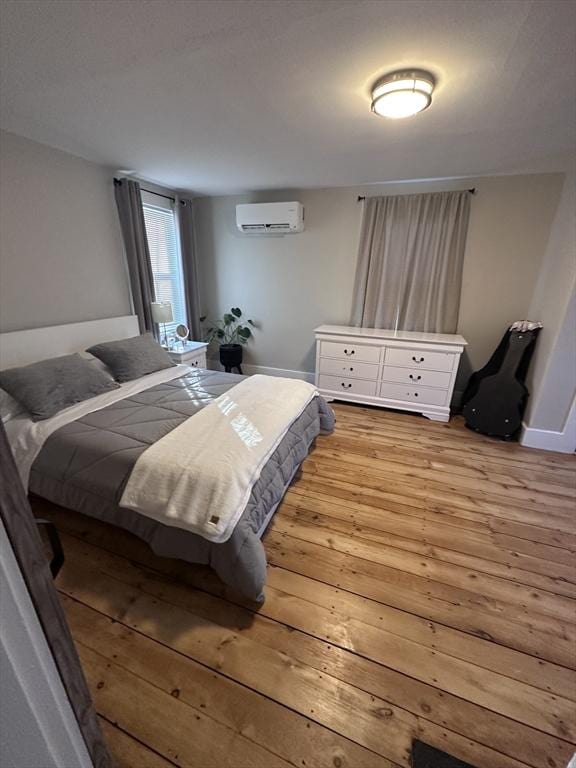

236,202,305,234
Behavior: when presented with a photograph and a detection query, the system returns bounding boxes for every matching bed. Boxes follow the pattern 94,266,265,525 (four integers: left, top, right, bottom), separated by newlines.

1,315,334,601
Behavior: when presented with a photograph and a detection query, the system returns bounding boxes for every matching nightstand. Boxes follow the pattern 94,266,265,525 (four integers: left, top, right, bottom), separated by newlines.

167,341,208,368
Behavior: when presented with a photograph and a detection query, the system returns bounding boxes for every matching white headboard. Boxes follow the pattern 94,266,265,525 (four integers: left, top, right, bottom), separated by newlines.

0,315,140,369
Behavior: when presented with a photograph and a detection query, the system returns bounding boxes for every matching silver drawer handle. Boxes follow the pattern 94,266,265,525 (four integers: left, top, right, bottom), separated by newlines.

409,374,421,381
344,349,355,356
412,356,425,363
341,382,352,388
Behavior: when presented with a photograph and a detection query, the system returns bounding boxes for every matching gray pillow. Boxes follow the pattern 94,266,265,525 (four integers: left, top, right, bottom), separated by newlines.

86,333,175,382
0,354,120,421
0,387,26,423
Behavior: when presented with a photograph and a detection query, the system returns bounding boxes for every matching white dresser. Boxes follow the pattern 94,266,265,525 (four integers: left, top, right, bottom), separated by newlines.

314,325,467,422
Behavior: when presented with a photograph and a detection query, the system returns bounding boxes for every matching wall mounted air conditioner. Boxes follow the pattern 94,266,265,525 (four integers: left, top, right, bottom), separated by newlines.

236,202,304,234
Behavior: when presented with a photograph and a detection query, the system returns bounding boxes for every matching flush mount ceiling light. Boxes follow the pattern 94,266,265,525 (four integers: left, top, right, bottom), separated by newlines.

371,69,435,119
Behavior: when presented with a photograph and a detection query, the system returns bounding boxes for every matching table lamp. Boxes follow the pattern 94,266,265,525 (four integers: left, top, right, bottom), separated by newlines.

151,301,173,349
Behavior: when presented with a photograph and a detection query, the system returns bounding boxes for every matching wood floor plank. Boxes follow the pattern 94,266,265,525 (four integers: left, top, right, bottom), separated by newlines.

79,644,295,768
47,500,575,647
324,412,572,472
260,566,576,699
38,508,573,768
314,434,576,490
62,527,576,726
58,556,416,767
492,532,576,566
290,474,576,543
43,497,575,665
31,402,576,768
311,446,576,505
321,433,575,491
56,535,574,768
267,528,575,636
290,481,506,538
300,462,576,529
491,517,576,551
323,430,576,484
414,721,531,768
98,719,178,768
278,500,576,585
55,521,576,699
288,479,576,555
265,535,576,667
68,597,396,768
56,532,576,744
274,508,576,600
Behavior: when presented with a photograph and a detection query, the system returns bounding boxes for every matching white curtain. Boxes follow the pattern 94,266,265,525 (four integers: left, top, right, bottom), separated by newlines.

350,191,471,333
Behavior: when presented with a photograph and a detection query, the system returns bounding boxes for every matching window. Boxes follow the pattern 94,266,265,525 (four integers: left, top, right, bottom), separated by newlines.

141,192,187,338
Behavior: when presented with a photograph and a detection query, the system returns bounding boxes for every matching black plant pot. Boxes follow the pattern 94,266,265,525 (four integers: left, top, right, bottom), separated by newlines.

219,343,243,374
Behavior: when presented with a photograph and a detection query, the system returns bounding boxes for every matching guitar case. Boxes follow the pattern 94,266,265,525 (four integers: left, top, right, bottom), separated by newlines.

462,328,541,439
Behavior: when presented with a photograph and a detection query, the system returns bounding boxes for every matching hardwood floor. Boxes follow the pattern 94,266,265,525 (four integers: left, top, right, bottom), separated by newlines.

33,402,576,768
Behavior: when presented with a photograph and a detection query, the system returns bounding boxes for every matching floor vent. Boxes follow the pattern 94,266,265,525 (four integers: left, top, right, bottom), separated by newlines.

412,741,476,768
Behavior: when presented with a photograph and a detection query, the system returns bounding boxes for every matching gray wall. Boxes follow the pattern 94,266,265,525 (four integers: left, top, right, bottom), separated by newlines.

198,187,362,374
0,130,131,332
524,169,576,432
196,174,563,387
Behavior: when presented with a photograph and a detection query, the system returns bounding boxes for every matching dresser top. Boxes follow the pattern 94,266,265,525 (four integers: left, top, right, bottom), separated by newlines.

314,325,467,347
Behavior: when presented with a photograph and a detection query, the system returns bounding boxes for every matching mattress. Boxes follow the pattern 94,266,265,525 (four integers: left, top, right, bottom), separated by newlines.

29,368,334,601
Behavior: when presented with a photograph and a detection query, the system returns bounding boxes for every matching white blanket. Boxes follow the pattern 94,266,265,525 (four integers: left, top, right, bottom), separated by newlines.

120,374,318,543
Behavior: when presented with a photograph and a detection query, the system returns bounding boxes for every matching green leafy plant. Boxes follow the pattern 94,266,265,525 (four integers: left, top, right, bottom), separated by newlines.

200,307,256,346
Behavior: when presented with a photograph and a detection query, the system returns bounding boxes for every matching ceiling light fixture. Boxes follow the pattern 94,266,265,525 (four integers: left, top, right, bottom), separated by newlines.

371,69,435,119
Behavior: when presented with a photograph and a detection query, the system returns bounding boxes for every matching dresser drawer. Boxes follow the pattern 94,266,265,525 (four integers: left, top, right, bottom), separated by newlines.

380,382,448,406
319,357,379,380
168,344,208,368
320,341,381,364
318,374,378,397
385,347,455,372
188,352,206,368
381,365,451,389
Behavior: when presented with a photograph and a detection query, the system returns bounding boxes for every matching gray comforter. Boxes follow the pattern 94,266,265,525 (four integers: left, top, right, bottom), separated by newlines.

30,368,334,601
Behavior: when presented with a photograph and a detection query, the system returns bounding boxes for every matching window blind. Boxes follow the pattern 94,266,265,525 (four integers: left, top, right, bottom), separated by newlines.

142,202,187,336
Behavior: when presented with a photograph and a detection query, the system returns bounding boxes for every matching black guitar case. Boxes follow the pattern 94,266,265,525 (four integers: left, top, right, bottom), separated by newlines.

462,328,541,439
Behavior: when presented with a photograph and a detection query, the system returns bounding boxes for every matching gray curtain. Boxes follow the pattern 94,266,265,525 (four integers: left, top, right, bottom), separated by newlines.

114,178,155,333
351,191,471,333
177,197,202,340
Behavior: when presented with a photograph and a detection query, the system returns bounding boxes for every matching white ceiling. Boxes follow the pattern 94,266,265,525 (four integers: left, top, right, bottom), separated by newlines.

1,0,575,195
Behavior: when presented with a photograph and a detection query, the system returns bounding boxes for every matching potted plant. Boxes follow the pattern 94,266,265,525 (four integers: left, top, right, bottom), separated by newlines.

200,307,256,373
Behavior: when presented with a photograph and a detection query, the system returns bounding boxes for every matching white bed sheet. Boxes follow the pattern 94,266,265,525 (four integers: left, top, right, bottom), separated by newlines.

6,364,191,490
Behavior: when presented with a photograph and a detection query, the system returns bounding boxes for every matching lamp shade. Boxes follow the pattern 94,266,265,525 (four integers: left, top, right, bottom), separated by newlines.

151,301,173,324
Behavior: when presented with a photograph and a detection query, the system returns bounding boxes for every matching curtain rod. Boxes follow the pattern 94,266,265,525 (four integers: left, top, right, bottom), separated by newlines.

141,187,176,203
357,188,476,202
113,177,176,203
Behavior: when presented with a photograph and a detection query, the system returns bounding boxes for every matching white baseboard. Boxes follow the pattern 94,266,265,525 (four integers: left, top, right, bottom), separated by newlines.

520,424,576,453
521,395,576,453
207,359,314,384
